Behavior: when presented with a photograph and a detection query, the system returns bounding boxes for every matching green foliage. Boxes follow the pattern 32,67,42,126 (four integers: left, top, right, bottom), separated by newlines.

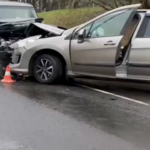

38,7,106,28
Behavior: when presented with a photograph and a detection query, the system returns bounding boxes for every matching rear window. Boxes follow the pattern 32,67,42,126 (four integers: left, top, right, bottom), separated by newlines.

0,6,37,20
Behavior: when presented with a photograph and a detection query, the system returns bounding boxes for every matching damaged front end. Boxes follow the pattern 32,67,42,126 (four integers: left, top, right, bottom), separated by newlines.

0,20,66,79
0,18,42,78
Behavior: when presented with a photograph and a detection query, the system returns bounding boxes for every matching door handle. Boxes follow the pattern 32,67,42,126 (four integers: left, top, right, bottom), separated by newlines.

104,41,116,45
104,43,116,45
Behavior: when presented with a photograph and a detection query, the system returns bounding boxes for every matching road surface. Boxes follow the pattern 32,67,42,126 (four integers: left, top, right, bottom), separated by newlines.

0,81,150,150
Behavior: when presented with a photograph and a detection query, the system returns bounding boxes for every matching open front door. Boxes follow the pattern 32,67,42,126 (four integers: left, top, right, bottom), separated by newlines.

70,4,141,78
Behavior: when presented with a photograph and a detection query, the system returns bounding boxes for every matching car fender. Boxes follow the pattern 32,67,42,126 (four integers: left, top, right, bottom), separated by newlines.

24,37,71,70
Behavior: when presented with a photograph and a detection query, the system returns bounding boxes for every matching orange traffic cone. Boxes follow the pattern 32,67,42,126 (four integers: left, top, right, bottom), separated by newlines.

1,65,15,83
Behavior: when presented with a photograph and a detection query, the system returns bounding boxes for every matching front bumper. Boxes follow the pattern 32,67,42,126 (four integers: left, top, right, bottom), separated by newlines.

10,47,29,74
9,63,28,74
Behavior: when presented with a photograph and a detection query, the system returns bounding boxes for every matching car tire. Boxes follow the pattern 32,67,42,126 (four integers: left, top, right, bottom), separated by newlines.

33,54,63,84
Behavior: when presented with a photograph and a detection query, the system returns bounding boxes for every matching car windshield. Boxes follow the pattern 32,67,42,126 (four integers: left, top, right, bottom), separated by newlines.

0,6,37,20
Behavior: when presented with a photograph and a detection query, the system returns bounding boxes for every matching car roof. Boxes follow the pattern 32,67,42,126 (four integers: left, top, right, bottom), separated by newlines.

0,1,33,7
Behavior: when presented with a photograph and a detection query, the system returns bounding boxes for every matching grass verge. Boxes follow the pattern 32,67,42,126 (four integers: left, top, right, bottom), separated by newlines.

38,7,105,28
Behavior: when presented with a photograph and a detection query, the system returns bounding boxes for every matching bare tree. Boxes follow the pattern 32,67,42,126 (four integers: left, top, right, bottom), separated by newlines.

9,0,150,11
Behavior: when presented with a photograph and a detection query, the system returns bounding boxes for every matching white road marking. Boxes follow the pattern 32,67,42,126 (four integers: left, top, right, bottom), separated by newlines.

76,84,149,106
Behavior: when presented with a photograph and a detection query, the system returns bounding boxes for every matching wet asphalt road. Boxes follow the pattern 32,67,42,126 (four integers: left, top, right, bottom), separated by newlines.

0,81,150,150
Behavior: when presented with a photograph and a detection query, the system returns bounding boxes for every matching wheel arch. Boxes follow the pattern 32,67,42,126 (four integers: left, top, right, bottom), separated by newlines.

28,49,66,75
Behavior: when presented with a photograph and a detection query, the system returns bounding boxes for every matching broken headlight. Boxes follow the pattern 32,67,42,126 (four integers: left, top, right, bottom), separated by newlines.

10,35,42,49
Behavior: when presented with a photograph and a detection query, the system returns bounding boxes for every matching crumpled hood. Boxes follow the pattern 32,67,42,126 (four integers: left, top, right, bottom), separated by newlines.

0,18,44,38
31,23,65,35
0,18,42,27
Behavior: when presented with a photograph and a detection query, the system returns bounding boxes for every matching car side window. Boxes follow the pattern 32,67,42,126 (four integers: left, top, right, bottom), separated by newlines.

87,10,133,38
137,16,150,38
74,22,93,38
144,20,150,37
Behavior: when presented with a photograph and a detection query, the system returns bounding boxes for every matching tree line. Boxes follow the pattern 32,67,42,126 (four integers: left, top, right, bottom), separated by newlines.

9,0,150,12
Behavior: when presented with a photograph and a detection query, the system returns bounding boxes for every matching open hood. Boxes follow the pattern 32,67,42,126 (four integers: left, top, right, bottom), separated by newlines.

0,18,44,39
31,23,65,35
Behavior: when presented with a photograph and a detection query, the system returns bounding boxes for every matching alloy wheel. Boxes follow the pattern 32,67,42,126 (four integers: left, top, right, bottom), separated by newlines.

36,58,53,81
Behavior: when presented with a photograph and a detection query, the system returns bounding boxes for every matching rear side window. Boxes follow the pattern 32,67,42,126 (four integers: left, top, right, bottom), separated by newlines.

144,20,150,37
137,16,150,37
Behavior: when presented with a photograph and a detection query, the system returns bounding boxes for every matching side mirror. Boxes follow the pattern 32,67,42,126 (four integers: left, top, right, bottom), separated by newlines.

77,29,86,43
35,18,44,23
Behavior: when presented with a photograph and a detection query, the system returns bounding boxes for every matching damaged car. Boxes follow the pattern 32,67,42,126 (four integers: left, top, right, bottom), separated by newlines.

0,1,43,77
9,3,150,85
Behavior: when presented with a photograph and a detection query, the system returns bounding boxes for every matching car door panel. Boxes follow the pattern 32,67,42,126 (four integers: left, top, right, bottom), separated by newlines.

71,36,123,77
128,38,150,79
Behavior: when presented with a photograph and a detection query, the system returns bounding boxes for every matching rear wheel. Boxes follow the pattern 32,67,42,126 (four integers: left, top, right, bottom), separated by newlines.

33,54,63,84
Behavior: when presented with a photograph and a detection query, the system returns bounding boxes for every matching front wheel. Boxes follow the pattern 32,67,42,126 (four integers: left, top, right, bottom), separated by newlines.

33,54,63,84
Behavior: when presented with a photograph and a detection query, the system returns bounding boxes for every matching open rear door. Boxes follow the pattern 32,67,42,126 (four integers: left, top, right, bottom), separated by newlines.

70,4,141,78
127,10,150,80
